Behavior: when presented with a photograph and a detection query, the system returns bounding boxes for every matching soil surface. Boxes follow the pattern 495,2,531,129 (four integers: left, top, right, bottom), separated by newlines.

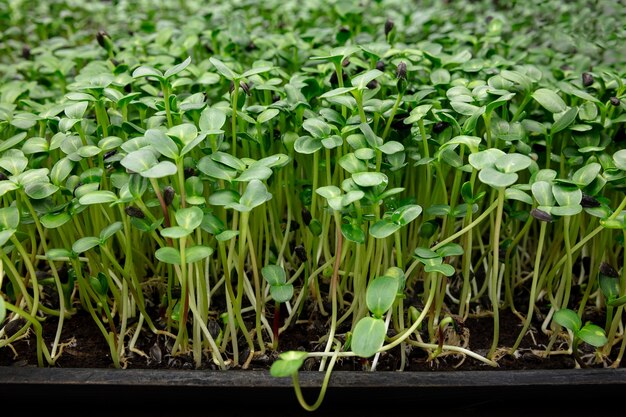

0,295,619,371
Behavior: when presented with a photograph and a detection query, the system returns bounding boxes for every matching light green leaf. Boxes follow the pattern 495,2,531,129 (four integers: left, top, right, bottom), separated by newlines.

186,245,214,263
553,308,581,332
175,207,204,231
155,247,181,265
369,219,401,239
269,351,308,377
352,172,387,187
532,88,567,113
366,275,399,318
351,317,386,358
72,236,100,253
79,191,118,205
239,179,272,210
479,167,518,188
262,265,287,286
164,56,191,78
209,57,240,80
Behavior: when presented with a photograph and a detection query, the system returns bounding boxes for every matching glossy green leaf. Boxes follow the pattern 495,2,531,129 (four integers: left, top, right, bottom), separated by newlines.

46,248,75,261
0,207,19,230
351,317,386,358
186,245,214,263
41,212,71,229
404,104,432,124
468,148,505,170
294,136,322,154
341,223,365,244
215,230,239,241
269,351,308,377
572,163,601,187
391,205,422,226
175,207,204,231
552,184,582,207
366,275,399,318
479,167,518,188
424,263,455,276
532,88,567,113
99,222,123,242
239,179,272,211
553,308,581,332
369,219,401,239
235,165,273,182
270,284,294,303
79,191,118,205
262,265,287,286
164,56,191,78
351,69,383,90
550,107,578,134
199,107,227,132
24,182,58,199
132,66,163,79
436,243,464,258
209,57,240,80
160,226,192,239
146,129,179,159
72,236,100,253
155,247,181,265
495,153,532,173
578,324,608,347
352,172,387,187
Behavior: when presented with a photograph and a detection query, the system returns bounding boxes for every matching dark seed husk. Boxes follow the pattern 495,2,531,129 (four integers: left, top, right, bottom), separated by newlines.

96,30,110,49
163,186,175,206
530,208,553,222
582,72,594,87
396,61,407,80
433,121,449,133
301,208,312,226
376,60,385,72
295,245,308,262
125,206,145,219
384,18,394,36
610,96,621,106
600,262,619,278
581,193,600,208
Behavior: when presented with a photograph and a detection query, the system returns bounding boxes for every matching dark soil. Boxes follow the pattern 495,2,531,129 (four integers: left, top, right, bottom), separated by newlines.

0,296,616,371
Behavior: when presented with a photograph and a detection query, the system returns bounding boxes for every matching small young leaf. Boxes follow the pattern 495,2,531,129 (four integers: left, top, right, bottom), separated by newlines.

209,57,240,80
577,324,608,347
99,222,123,242
79,191,118,205
239,179,272,210
553,308,582,333
175,207,204,231
369,219,401,239
186,245,214,263
262,265,287,286
366,275,399,318
155,247,181,265
164,56,191,79
532,88,567,113
424,263,455,276
160,226,192,239
270,351,308,377
341,223,365,244
270,285,294,303
0,207,20,230
72,236,100,253
352,172,387,187
351,317,386,358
